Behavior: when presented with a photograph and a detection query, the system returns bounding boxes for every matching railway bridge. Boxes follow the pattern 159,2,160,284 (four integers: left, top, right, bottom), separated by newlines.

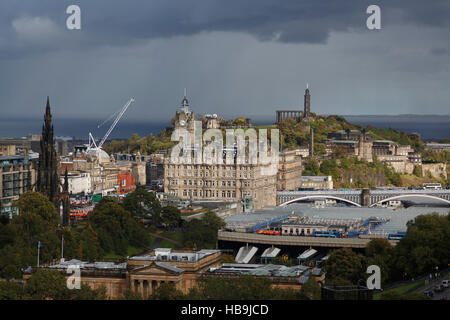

277,189,450,207
218,231,398,249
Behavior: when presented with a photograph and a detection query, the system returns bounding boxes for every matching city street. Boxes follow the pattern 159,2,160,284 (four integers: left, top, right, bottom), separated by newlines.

416,276,450,300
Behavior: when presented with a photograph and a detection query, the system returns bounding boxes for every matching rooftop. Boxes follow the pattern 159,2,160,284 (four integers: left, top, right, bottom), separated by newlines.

46,259,126,271
301,176,332,182
211,263,310,278
128,248,220,263
331,140,358,144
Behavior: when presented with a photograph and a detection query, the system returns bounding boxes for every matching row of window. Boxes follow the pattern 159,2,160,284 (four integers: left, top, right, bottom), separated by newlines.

170,179,257,188
167,164,253,171
2,186,29,197
166,171,252,179
283,228,320,235
178,189,255,198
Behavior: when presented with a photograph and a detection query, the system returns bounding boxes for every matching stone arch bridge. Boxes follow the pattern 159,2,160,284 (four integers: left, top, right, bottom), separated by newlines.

277,189,450,207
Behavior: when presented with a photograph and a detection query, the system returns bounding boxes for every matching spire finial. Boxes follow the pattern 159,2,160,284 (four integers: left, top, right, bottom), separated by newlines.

306,83,309,89
184,88,187,97
46,96,50,112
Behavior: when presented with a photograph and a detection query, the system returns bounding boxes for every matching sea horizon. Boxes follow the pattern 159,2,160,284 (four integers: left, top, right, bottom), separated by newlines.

1,114,449,141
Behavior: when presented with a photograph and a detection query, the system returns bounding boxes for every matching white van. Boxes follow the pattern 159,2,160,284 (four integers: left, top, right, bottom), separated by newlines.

442,280,450,288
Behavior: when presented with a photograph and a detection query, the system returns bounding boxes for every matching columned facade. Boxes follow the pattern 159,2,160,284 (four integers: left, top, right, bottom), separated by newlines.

275,87,311,124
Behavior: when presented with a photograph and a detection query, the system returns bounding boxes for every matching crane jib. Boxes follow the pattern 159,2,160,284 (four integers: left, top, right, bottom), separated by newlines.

97,98,135,149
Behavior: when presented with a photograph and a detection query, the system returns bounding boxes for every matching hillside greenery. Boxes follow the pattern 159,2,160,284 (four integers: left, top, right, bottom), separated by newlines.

277,114,425,153
103,128,175,155
103,114,430,158
303,156,402,188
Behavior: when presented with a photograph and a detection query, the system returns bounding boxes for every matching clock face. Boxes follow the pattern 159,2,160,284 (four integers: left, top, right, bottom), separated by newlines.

179,120,186,126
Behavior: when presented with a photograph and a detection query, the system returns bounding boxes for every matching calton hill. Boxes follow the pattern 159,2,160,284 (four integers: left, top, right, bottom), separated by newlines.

104,113,450,189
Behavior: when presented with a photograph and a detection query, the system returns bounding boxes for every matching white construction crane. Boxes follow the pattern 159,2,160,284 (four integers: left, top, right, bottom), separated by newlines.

87,97,135,154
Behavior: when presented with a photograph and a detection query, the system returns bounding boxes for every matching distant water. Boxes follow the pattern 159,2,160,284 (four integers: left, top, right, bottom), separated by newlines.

0,118,168,140
0,114,448,141
344,115,450,141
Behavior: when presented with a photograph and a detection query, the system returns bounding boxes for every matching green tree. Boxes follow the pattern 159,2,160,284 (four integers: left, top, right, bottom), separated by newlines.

71,283,107,300
302,158,320,176
25,269,70,300
324,248,365,285
320,159,339,179
89,197,150,256
161,205,182,229
299,278,321,300
59,228,79,260
122,188,162,225
0,192,62,278
78,225,103,261
412,165,422,177
391,213,450,278
234,117,247,126
0,281,26,300
364,239,392,284
121,288,142,300
12,191,59,226
151,282,184,300
182,211,225,249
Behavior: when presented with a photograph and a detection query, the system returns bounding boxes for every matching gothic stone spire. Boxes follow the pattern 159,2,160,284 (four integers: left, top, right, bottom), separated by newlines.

36,96,59,206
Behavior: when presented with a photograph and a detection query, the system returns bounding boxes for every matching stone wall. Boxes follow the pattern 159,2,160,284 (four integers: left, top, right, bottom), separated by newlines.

422,163,447,179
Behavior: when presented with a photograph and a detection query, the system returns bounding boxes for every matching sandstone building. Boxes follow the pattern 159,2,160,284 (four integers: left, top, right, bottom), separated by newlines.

23,248,324,299
0,154,36,217
164,94,279,209
277,150,303,191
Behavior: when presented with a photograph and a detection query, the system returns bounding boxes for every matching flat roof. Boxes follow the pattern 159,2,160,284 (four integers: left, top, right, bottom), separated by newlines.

129,248,220,263
0,155,25,161
215,263,309,278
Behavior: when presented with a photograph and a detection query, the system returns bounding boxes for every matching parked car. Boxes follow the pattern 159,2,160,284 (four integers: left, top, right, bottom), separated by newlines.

442,280,450,288
423,290,434,298
434,284,445,293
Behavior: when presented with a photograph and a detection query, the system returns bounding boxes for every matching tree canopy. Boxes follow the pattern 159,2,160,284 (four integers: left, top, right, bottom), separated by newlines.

182,211,225,249
122,188,162,224
88,197,151,256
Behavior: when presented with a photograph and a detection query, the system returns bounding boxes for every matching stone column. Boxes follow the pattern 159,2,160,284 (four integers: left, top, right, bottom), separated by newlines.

131,279,135,293
361,188,371,207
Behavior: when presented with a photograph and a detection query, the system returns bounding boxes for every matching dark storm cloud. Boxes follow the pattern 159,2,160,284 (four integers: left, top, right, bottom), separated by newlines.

1,0,450,58
1,0,450,127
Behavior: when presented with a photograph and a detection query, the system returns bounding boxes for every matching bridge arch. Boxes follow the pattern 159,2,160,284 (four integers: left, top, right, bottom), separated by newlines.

279,195,361,207
369,194,450,207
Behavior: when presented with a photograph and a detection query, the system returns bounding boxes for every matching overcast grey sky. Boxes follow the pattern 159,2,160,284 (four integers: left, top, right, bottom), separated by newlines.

1,0,449,123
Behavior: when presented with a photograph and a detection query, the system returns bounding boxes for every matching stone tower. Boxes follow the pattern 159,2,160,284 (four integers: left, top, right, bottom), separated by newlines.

304,86,311,119
36,97,60,206
174,91,195,136
358,129,373,163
